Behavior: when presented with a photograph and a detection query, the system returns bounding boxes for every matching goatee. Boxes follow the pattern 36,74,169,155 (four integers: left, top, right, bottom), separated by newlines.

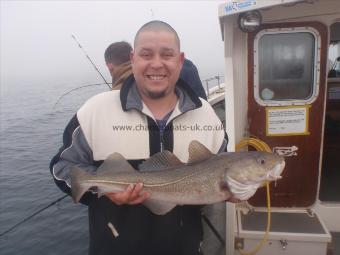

146,90,167,99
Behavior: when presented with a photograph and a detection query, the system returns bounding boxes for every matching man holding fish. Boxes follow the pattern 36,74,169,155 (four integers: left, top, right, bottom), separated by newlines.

50,20,284,255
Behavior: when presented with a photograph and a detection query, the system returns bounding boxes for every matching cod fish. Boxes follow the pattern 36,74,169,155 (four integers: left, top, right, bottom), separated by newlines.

71,140,285,215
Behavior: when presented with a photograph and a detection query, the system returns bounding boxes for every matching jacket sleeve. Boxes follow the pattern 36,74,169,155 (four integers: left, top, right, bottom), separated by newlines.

49,114,97,205
218,138,228,153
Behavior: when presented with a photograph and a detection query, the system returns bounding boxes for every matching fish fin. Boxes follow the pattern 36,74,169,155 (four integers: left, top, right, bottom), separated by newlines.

70,166,91,203
97,152,135,175
143,199,177,215
139,151,184,171
188,140,214,164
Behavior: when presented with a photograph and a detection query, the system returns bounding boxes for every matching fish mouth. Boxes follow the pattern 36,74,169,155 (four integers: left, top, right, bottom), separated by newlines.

266,161,285,181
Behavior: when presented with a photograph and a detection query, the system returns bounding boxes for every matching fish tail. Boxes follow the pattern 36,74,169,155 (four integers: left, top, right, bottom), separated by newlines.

70,166,91,203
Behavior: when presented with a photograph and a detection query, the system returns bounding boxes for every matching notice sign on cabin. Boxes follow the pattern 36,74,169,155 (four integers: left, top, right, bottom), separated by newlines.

266,106,310,136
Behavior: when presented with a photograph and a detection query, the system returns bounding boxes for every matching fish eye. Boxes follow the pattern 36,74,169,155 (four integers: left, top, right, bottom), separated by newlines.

258,158,265,165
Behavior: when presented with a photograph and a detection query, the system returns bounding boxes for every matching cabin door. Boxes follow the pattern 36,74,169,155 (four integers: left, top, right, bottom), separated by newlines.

246,22,328,208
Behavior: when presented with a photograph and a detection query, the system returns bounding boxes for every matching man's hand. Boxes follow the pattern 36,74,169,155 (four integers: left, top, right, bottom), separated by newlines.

105,183,150,205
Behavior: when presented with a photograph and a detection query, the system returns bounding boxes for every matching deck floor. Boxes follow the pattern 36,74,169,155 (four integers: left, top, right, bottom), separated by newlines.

201,202,226,255
329,232,340,255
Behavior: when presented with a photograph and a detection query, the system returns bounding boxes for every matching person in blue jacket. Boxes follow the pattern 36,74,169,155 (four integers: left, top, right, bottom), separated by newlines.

180,58,207,100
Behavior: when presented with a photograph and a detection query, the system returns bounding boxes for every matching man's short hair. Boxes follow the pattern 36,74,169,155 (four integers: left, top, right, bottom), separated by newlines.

134,20,180,50
104,41,132,65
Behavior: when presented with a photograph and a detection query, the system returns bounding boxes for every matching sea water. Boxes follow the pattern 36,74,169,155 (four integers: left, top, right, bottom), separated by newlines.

0,80,107,255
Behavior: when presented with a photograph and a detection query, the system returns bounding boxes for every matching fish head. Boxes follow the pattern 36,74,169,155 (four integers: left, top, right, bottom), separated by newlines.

220,151,285,200
228,151,285,184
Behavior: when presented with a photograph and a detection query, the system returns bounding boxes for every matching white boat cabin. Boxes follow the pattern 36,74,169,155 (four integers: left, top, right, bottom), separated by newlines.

215,1,340,254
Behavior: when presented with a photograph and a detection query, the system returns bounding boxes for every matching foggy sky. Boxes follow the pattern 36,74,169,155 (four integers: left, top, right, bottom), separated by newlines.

1,1,226,91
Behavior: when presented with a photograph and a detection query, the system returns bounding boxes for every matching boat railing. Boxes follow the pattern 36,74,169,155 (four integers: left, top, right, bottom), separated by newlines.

202,75,224,99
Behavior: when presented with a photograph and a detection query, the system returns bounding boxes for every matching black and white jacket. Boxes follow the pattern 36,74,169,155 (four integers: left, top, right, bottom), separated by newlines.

50,75,226,255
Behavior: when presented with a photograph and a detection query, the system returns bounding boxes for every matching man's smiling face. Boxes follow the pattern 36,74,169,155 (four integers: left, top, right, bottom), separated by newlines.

131,30,184,99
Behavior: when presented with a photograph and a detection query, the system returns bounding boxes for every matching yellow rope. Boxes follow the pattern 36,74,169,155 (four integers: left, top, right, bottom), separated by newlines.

235,138,272,255
235,137,271,152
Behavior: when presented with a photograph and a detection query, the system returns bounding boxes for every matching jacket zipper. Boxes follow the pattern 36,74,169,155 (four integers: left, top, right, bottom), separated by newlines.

160,132,164,152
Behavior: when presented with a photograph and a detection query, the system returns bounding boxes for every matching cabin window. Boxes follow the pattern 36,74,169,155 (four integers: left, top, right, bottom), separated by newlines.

254,27,320,106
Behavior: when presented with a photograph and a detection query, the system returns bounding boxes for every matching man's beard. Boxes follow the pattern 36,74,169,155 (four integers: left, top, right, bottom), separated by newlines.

146,89,167,99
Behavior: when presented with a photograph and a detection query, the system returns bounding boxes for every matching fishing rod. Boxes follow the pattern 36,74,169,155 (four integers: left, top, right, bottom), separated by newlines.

52,82,110,110
53,35,113,110
71,34,111,90
0,194,68,237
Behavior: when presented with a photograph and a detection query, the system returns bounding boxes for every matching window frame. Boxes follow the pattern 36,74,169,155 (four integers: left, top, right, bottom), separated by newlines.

253,26,321,106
